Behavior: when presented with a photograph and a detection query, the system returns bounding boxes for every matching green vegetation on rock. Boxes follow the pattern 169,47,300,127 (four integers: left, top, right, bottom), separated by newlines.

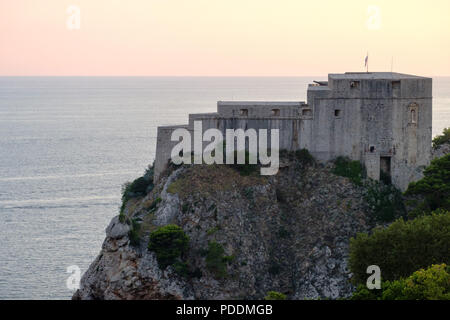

119,164,154,220
205,241,234,279
148,224,189,269
351,264,450,300
364,182,406,223
432,127,450,148
405,154,450,212
294,149,315,166
332,156,365,185
265,291,287,300
230,150,259,176
349,210,450,284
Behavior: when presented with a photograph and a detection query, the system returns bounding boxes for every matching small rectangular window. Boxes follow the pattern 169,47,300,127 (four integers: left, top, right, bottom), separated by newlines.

350,81,360,88
392,81,401,90
240,109,248,116
335,109,342,117
272,109,280,116
302,109,312,117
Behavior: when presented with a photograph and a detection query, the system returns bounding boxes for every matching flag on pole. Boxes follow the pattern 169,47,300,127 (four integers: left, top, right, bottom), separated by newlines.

365,53,369,72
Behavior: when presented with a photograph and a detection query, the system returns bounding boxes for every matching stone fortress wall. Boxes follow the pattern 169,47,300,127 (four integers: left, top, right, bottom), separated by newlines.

154,72,432,191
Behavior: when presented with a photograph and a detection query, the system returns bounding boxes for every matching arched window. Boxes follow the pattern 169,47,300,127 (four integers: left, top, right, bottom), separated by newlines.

409,103,418,124
411,109,417,124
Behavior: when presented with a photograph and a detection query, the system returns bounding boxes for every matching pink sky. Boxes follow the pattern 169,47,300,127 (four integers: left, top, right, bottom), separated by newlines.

1,0,449,76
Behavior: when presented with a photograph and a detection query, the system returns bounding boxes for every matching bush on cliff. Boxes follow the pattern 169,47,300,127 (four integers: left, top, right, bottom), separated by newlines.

432,127,450,148
349,210,450,284
364,182,406,223
351,264,450,300
332,156,365,185
405,154,450,212
265,291,287,300
205,241,234,279
230,150,259,176
148,224,189,269
294,149,315,166
119,164,155,221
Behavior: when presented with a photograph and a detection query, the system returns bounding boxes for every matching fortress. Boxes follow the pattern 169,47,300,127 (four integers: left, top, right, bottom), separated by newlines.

154,72,432,191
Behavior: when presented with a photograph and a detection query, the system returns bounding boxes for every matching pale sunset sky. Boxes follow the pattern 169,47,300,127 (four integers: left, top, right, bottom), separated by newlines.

1,0,449,76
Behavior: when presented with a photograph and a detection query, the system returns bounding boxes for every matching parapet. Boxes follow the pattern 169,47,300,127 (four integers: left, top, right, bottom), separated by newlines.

217,101,306,118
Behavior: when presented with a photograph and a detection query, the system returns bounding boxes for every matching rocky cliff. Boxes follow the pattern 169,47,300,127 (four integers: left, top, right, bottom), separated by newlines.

73,153,381,300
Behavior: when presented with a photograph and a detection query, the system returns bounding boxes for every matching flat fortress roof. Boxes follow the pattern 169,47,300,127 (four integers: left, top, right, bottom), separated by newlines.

328,72,431,80
218,101,304,106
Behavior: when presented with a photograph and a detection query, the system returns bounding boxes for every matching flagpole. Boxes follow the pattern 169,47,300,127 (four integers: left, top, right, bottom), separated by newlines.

365,53,369,73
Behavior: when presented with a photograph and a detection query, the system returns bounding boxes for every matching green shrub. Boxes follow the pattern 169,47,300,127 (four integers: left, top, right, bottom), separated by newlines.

119,165,155,216
349,211,450,284
148,224,189,269
351,264,450,300
295,149,315,166
350,284,381,300
432,127,450,148
172,261,189,277
332,157,365,185
405,154,450,211
229,150,259,176
364,182,406,223
265,291,287,300
400,264,450,300
205,241,233,279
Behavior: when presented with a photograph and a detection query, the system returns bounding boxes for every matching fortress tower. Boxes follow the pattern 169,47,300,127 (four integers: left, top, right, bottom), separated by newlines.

154,72,432,191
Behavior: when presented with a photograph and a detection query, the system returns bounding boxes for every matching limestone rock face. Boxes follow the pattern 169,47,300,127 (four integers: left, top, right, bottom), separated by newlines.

73,220,192,300
105,216,130,239
74,158,376,300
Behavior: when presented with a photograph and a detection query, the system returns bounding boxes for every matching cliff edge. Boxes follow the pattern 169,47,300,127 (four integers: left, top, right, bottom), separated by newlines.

72,151,385,300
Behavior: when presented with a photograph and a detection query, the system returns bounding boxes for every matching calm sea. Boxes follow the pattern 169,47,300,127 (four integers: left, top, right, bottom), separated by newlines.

0,77,449,299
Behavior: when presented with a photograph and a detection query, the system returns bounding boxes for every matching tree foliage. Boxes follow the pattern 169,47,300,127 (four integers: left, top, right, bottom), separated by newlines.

352,264,450,300
432,127,450,148
332,156,365,185
349,211,450,284
405,154,450,211
148,224,189,269
265,291,287,300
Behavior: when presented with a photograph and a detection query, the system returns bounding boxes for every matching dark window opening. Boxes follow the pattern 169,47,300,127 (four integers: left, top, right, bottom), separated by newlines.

392,81,401,90
302,109,312,117
335,109,342,117
350,81,360,88
240,109,248,116
380,157,392,184
370,145,376,153
272,109,280,116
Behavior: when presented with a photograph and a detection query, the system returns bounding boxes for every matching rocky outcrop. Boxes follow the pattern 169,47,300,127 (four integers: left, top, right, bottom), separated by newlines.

74,155,376,300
